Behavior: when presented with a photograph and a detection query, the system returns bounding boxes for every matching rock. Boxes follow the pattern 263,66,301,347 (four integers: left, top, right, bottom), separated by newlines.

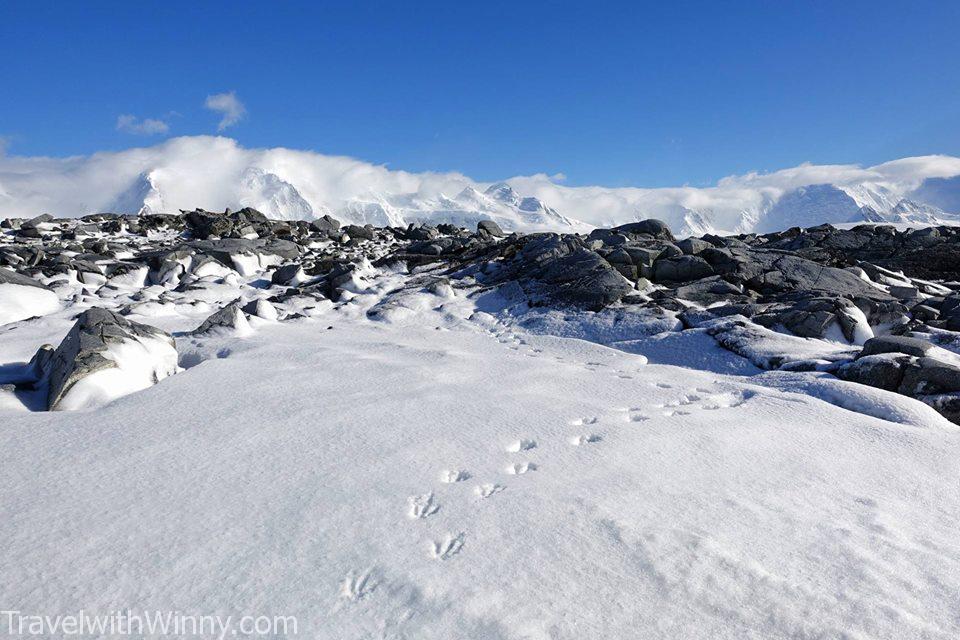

21,214,54,230
899,357,960,395
653,256,714,283
184,210,234,239
888,285,920,300
858,335,934,359
241,298,279,321
835,354,911,391
271,263,306,286
912,304,939,322
42,308,178,410
916,393,960,425
309,214,342,234
405,225,440,241
477,220,506,237
611,219,675,241
191,301,251,335
343,225,376,241
0,266,53,290
677,238,712,255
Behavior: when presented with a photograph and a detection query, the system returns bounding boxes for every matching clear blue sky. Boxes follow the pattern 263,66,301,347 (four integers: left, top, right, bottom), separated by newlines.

1,1,959,187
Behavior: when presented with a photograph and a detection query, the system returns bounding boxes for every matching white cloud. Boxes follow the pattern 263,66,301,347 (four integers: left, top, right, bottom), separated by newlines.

204,92,246,131
0,135,958,230
116,114,170,136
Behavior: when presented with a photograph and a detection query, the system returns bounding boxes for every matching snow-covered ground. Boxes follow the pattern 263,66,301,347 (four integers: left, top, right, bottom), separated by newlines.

2,264,960,638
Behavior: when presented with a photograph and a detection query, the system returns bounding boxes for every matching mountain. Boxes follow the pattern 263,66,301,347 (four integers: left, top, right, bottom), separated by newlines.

909,175,960,214
4,136,960,235
755,184,862,233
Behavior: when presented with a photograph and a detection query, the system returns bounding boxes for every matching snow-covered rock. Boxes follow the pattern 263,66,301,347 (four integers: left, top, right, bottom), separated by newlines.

40,308,178,410
0,268,61,325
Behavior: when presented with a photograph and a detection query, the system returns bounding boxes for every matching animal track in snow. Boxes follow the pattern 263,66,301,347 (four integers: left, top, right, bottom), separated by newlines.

408,492,440,519
662,409,691,417
475,483,505,498
506,439,537,452
570,416,599,426
659,394,701,408
430,532,465,560
340,569,378,601
700,390,754,410
628,412,649,422
440,469,471,483
506,462,538,475
654,382,673,389
570,434,602,446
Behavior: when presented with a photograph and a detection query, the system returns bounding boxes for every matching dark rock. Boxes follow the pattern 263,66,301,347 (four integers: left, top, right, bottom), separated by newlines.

899,357,960,395
653,256,714,283
271,263,304,286
21,214,54,229
477,220,506,237
343,225,376,241
836,354,910,391
858,335,934,359
611,219,675,242
677,238,711,255
0,267,53,290
191,301,249,334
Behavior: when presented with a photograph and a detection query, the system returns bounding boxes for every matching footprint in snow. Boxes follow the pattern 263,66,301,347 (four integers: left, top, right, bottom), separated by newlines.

700,390,754,410
506,439,537,452
431,533,465,560
570,416,599,426
440,469,471,483
340,569,378,601
507,462,537,475
570,434,602,446
475,483,505,498
408,492,440,519
629,413,649,423
663,409,691,417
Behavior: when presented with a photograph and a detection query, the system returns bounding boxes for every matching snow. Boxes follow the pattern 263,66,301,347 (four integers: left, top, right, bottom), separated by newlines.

0,282,61,325
2,261,960,638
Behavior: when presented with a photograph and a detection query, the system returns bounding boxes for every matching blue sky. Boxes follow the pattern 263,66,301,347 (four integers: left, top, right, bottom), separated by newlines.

1,0,959,187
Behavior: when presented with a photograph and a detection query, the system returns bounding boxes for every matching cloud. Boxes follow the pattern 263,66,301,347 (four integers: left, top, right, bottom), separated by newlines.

0,135,958,230
204,92,246,131
116,114,170,136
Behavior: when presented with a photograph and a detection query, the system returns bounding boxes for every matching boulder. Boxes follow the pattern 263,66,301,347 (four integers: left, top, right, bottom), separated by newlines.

899,357,960,395
477,220,506,237
41,308,178,410
858,335,934,359
611,219,675,242
677,238,712,255
653,256,714,283
191,301,252,335
835,354,911,391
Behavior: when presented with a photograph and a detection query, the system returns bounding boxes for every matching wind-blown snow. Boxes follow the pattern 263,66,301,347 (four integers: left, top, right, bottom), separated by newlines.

3,136,960,234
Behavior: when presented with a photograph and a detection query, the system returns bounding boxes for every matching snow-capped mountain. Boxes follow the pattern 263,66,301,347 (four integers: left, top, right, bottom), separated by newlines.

4,136,960,235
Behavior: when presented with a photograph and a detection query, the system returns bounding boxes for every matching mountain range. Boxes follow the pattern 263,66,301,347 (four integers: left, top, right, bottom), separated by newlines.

2,136,960,236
